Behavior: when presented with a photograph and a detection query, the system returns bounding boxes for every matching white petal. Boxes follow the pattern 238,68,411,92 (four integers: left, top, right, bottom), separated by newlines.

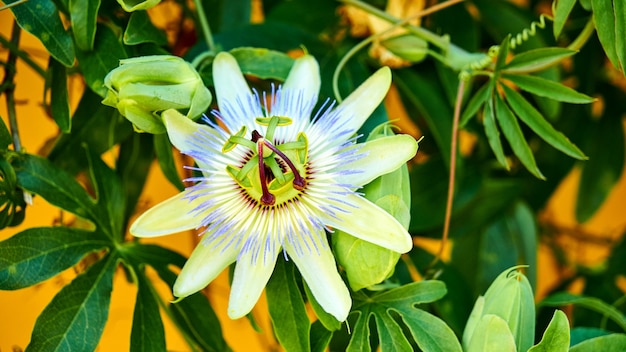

130,190,203,237
322,193,412,253
227,249,279,319
173,237,239,298
335,134,418,186
213,52,260,131
334,67,391,134
162,108,218,171
284,232,351,322
283,55,320,102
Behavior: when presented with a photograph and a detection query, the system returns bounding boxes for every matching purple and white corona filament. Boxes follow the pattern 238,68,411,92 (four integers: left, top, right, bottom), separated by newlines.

130,52,418,321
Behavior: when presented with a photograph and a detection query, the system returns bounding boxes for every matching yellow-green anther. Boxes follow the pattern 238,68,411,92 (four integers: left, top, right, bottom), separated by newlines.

236,156,259,181
256,116,292,142
222,126,253,152
296,132,308,164
265,157,287,185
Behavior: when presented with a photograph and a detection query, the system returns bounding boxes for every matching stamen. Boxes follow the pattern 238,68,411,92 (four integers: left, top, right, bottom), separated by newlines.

263,140,307,190
257,138,275,206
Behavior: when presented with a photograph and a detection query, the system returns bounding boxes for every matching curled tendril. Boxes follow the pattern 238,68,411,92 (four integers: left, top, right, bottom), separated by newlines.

510,14,552,49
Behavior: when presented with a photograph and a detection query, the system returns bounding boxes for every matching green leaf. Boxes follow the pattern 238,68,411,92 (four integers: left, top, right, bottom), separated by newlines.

591,0,625,73
502,73,594,104
553,0,577,39
310,321,333,352
349,281,461,352
49,57,71,133
76,24,127,97
461,82,492,127
15,153,100,224
502,47,577,73
501,84,587,160
400,308,464,352
131,270,166,352
48,89,132,174
576,115,624,222
570,333,626,352
154,133,185,191
266,258,311,352
124,11,168,46
483,93,509,169
230,47,295,81
117,133,154,223
527,310,570,352
152,268,228,352
8,0,75,67
26,253,116,352
86,147,125,238
494,91,545,179
69,0,100,51
394,68,453,167
0,227,109,290
540,292,626,331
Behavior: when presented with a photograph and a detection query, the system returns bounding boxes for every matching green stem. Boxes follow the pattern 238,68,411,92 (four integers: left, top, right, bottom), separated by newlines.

0,32,46,77
2,21,22,152
340,0,452,51
567,16,596,52
193,0,216,53
427,78,466,271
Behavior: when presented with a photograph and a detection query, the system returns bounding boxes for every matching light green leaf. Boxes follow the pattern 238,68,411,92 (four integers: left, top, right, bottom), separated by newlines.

528,310,570,352
76,24,127,97
131,270,166,352
591,0,625,73
502,47,577,73
483,93,509,169
70,0,100,51
26,254,116,352
124,11,168,46
347,310,372,352
0,227,109,290
230,47,295,81
461,82,492,126
503,73,594,104
8,0,75,67
266,259,311,352
553,0,577,39
494,92,544,179
570,333,626,352
49,58,71,133
467,314,516,352
540,292,626,331
501,84,587,160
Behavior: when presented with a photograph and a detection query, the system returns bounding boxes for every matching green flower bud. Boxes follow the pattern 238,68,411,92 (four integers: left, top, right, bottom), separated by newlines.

332,124,413,291
116,0,161,12
102,55,212,134
381,34,429,64
462,266,535,352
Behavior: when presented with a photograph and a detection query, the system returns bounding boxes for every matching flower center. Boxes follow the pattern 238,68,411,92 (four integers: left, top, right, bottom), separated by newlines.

223,116,309,207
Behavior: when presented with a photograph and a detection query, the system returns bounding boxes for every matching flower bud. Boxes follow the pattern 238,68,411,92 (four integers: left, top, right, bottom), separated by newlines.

116,0,161,12
462,266,535,352
102,55,212,134
332,124,412,291
380,34,429,64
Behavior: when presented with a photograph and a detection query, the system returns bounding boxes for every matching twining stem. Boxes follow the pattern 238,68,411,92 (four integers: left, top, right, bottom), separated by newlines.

428,78,466,269
333,0,465,102
193,0,216,53
568,16,596,52
2,21,22,152
0,33,46,77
